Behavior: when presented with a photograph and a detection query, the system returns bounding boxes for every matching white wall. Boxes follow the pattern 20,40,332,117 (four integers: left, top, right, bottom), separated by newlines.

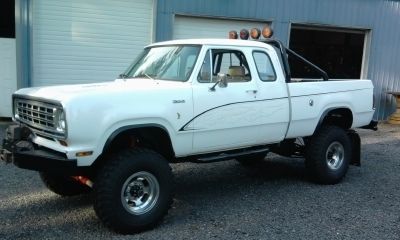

0,38,17,117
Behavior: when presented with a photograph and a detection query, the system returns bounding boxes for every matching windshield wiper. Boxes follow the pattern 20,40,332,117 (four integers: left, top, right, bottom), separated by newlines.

118,73,130,79
133,74,156,81
144,73,155,81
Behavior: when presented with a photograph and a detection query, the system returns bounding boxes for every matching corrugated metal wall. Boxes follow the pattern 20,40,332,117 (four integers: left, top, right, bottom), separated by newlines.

156,0,400,120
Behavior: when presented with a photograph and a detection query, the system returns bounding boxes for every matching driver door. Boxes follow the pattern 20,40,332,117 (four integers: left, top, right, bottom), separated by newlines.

188,47,262,153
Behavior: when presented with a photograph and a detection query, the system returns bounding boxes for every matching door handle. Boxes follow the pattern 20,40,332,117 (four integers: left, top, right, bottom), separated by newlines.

246,90,258,94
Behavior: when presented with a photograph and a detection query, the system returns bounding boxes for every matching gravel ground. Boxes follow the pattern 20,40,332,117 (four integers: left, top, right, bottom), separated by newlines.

0,122,399,239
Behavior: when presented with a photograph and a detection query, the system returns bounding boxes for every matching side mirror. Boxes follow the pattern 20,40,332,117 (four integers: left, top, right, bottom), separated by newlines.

210,73,228,91
217,73,228,88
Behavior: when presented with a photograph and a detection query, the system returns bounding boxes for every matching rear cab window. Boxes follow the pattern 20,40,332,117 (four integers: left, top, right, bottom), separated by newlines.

252,51,277,81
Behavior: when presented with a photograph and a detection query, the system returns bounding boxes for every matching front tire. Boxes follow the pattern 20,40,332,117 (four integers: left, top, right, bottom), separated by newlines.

305,125,351,184
94,148,173,234
39,172,91,196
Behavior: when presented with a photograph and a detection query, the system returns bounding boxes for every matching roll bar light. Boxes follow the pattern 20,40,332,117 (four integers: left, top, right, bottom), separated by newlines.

228,26,273,40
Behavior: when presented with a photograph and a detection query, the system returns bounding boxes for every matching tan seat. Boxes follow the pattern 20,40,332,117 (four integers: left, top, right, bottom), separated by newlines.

228,66,245,82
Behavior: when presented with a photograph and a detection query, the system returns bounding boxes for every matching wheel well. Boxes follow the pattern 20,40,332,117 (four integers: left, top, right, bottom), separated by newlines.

318,108,353,131
102,126,175,161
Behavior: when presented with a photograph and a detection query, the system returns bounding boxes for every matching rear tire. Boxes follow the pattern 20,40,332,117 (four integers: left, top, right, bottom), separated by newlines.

93,148,173,234
39,172,91,196
305,125,351,184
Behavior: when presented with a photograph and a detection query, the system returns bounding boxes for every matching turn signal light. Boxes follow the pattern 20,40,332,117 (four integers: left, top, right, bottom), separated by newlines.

76,151,93,157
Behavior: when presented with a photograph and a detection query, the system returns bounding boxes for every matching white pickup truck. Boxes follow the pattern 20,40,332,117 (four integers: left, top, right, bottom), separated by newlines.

1,38,376,233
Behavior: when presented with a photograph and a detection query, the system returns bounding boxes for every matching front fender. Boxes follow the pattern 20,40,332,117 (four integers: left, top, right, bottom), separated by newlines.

100,121,175,153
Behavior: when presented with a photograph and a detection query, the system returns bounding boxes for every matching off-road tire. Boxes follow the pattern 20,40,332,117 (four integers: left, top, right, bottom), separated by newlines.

93,148,173,234
39,172,91,196
305,125,351,184
236,153,267,166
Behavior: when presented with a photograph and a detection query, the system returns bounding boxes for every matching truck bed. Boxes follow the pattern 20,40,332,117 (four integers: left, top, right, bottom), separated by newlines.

285,79,375,138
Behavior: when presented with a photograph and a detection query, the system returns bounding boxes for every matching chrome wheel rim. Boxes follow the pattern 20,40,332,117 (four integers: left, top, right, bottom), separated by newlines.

326,141,345,170
121,171,160,215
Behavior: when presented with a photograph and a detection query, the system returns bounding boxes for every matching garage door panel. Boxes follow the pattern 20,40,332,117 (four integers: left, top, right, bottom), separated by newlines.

35,2,151,18
174,16,269,39
33,0,153,86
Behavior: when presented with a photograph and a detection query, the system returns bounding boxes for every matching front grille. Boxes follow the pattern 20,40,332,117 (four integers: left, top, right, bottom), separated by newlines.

14,97,65,138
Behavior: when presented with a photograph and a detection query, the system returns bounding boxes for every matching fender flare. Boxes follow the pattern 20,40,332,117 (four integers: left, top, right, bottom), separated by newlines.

102,124,172,154
314,107,353,134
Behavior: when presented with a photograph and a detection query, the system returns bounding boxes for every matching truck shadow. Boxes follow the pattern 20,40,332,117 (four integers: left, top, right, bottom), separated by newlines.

1,138,398,237
173,155,308,196
1,156,310,238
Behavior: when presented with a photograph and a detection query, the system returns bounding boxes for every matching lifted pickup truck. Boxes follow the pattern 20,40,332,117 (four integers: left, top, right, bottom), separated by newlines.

1,36,376,233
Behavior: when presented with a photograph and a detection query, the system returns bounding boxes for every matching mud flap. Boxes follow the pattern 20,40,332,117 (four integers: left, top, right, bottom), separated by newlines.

347,130,361,166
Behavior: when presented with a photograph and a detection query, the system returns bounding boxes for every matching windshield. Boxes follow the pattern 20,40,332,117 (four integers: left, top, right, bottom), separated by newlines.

123,45,201,82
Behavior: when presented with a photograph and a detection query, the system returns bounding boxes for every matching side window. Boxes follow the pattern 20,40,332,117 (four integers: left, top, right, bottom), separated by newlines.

253,51,276,81
216,50,251,83
197,50,212,83
198,49,252,83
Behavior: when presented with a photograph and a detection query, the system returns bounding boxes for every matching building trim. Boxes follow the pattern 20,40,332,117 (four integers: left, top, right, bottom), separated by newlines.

151,0,157,43
15,0,30,88
361,29,372,79
173,13,274,24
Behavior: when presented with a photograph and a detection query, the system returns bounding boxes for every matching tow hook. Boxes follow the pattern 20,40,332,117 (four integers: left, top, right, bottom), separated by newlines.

72,176,93,188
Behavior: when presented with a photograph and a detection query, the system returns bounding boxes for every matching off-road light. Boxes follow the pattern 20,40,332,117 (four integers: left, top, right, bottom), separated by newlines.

239,29,249,40
262,26,273,38
228,30,238,39
250,28,261,39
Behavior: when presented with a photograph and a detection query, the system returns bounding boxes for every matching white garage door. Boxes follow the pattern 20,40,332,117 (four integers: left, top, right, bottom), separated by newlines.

174,16,269,40
0,38,17,117
32,0,153,86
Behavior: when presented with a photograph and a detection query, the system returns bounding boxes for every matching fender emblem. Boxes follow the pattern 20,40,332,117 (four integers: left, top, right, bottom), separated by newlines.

173,100,185,104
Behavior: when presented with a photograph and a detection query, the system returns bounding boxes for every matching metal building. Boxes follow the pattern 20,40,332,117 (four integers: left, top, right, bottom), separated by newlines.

1,0,399,120
155,0,400,120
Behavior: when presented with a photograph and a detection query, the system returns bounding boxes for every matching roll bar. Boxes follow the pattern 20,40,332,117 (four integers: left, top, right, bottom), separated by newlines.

260,39,329,82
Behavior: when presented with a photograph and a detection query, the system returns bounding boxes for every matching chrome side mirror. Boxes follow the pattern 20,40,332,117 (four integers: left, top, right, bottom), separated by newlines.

217,73,228,88
210,73,228,91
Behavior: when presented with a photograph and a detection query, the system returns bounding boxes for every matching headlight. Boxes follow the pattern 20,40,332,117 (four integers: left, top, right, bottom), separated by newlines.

13,99,19,120
55,109,66,133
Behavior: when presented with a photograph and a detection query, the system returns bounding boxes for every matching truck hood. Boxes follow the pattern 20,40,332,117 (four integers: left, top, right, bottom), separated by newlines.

14,79,187,104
